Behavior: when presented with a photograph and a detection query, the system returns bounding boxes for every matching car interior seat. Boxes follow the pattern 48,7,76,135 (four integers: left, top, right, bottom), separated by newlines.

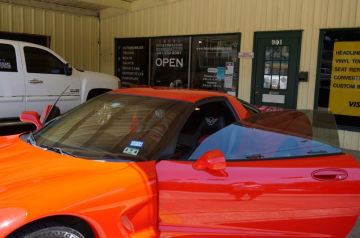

173,101,235,160
197,113,226,144
173,112,225,160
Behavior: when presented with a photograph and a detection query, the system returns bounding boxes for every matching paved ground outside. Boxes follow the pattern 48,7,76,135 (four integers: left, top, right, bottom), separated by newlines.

345,149,360,162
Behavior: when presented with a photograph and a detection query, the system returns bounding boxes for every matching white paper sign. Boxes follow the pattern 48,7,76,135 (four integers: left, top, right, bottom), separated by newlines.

238,52,254,58
262,94,285,104
224,75,233,88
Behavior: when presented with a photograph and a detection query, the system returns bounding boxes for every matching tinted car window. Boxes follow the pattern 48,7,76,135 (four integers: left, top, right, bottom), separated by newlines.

189,110,342,161
35,94,191,161
189,124,341,161
0,43,17,72
237,98,260,115
175,100,237,160
24,46,65,74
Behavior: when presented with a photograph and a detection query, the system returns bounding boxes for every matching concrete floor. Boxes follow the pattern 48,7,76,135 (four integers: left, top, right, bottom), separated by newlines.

348,215,360,238
345,149,360,162
346,150,360,236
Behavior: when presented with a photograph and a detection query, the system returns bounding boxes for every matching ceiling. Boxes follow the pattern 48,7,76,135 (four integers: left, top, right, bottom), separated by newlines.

0,0,176,17
35,0,110,11
35,0,136,11
0,0,143,16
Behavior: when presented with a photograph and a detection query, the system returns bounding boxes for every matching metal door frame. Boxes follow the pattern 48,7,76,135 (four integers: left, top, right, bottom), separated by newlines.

251,30,302,109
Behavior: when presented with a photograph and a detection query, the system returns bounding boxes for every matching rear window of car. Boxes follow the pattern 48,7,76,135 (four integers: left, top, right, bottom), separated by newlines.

237,98,260,115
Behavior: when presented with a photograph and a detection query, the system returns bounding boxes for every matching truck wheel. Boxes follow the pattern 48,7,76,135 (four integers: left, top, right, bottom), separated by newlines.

11,225,85,238
86,89,111,101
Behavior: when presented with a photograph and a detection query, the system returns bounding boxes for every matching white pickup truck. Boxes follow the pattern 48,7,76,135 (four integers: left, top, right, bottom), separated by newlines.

0,39,120,119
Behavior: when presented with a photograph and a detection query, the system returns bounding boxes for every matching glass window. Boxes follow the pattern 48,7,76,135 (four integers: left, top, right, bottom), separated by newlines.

237,98,260,115
0,43,17,72
115,38,149,87
316,29,360,130
189,110,342,161
191,34,240,96
115,33,241,96
35,94,191,161
150,36,189,88
174,101,237,160
262,45,289,90
24,46,65,74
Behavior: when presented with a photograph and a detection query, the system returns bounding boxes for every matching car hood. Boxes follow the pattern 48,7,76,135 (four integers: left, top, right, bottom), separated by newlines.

0,135,133,208
0,135,157,237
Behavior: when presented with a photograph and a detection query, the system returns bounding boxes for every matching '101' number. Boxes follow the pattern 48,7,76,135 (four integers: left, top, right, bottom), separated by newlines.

271,39,283,46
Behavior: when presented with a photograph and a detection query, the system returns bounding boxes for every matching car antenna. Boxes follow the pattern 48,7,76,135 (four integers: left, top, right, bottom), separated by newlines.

42,85,71,124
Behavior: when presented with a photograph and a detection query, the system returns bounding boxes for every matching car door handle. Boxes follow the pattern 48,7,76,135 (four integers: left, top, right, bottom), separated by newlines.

29,79,43,84
311,168,348,181
231,182,264,200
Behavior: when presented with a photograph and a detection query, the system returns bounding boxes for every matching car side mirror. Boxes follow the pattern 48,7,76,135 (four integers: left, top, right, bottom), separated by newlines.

193,149,226,171
64,63,73,76
20,111,43,130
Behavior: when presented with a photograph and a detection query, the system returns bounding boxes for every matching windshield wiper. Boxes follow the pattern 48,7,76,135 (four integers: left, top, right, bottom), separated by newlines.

83,150,139,162
245,154,265,160
27,131,37,145
307,150,328,154
96,153,133,162
37,144,76,157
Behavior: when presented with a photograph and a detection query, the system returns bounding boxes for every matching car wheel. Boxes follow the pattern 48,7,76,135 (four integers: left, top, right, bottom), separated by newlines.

12,225,85,238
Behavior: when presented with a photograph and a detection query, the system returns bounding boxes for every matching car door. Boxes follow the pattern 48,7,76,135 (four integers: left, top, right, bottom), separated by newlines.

157,121,360,237
0,42,25,118
21,45,81,114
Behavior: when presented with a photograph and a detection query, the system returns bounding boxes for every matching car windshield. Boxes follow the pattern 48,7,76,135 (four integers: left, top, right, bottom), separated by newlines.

34,93,191,161
189,110,342,161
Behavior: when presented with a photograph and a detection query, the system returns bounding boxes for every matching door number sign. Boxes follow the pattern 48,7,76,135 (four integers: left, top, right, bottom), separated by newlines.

271,39,283,46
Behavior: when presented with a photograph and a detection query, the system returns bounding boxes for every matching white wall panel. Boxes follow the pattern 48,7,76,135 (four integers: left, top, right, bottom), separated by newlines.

0,2,99,71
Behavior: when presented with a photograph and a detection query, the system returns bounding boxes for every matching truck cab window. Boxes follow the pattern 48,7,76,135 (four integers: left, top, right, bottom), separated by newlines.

24,46,65,74
0,43,17,72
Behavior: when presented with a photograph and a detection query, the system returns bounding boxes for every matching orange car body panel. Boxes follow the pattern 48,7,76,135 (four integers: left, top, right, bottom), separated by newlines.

112,88,251,119
113,88,229,103
0,135,158,238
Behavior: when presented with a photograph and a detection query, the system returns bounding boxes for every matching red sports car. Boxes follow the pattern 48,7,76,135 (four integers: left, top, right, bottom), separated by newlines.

0,88,359,238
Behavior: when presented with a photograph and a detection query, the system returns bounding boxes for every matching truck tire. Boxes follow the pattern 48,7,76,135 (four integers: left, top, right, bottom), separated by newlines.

86,89,111,101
